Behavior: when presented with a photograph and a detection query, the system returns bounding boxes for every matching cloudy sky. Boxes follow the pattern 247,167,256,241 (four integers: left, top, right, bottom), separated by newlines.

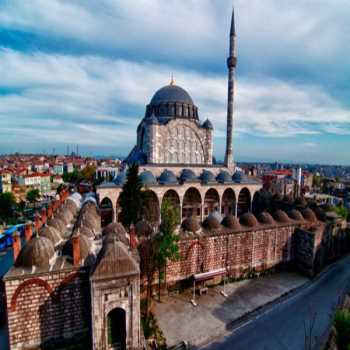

0,0,350,164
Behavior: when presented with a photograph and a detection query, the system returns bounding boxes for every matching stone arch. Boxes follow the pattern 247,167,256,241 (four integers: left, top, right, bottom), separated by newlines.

142,190,160,225
10,278,53,312
237,187,251,216
107,307,126,349
252,191,262,215
182,187,202,219
54,271,81,302
162,189,181,222
100,197,114,227
221,188,236,216
204,188,220,217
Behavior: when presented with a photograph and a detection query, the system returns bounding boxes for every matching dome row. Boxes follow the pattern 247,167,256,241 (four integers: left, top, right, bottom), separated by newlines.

16,195,81,269
181,208,321,233
116,169,258,187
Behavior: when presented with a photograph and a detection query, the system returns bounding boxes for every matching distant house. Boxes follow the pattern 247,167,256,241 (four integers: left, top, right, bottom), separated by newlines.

0,172,12,193
53,164,64,175
16,173,51,194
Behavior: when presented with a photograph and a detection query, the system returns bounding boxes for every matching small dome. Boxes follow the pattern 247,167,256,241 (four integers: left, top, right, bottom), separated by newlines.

158,170,178,185
295,197,307,207
182,216,200,233
139,171,158,186
232,171,243,183
273,210,290,223
258,212,275,225
180,169,199,183
47,217,66,233
288,209,304,221
39,225,62,246
203,213,220,230
62,234,91,260
78,225,95,239
202,119,213,130
150,84,194,105
55,209,72,225
16,235,55,269
200,170,216,185
240,213,258,227
314,207,327,222
217,170,232,184
302,208,317,222
272,193,283,201
103,222,129,245
64,198,79,213
135,220,153,237
221,215,241,230
114,170,127,186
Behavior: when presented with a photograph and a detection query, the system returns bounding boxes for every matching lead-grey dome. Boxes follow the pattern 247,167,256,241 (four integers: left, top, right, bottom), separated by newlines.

180,169,199,183
139,171,158,186
158,170,178,185
145,83,199,120
150,84,194,105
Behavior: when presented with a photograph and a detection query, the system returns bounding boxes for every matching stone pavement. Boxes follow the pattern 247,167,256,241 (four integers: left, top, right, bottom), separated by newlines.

153,272,308,348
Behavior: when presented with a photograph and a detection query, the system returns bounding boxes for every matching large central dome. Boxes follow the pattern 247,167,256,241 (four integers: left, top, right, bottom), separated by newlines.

150,84,194,105
145,82,198,120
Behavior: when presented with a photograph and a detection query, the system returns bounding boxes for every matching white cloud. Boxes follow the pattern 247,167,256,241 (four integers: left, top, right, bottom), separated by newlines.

0,48,349,156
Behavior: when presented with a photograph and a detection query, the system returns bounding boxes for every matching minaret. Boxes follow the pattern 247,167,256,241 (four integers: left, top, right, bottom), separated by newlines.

224,8,237,169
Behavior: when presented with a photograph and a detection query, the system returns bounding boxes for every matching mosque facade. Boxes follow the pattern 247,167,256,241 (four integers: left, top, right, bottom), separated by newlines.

97,9,262,225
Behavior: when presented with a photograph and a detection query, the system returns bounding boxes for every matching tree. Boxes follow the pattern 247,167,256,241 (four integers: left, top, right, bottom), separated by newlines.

80,165,96,182
0,192,16,221
26,189,40,203
155,198,181,301
119,164,143,227
139,198,180,317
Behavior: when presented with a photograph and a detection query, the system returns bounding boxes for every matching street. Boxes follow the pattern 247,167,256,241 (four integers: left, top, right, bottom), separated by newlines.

202,255,350,350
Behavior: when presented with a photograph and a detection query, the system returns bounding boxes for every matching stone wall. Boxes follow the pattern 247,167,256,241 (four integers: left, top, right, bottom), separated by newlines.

140,224,296,287
5,268,90,349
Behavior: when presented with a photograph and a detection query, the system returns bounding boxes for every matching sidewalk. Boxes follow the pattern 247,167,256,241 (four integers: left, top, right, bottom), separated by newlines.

153,272,308,348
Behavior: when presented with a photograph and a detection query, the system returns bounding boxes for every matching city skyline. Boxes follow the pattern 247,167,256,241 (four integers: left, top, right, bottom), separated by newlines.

0,1,350,164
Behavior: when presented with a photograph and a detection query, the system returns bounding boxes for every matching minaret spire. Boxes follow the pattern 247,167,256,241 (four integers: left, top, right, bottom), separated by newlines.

225,7,237,169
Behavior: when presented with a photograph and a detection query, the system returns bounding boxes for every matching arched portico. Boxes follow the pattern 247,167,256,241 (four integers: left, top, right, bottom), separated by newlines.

162,189,181,222
204,188,220,217
221,188,236,216
237,187,251,216
182,187,202,220
142,190,160,224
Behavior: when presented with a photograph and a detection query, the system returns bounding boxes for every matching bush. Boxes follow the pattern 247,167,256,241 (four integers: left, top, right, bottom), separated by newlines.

334,309,350,349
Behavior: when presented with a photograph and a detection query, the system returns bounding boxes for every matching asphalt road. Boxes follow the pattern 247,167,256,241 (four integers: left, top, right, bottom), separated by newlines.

202,255,350,350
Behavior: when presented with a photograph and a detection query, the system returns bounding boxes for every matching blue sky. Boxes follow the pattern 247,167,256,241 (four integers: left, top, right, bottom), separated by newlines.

0,0,350,164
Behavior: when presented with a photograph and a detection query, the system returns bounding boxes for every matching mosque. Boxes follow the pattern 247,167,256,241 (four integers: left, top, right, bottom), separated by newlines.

97,10,262,225
3,9,347,350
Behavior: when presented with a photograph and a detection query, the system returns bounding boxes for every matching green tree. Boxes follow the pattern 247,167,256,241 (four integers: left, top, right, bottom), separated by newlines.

26,189,40,203
80,165,96,182
334,309,350,349
335,206,349,220
119,164,143,227
155,198,181,301
0,192,16,221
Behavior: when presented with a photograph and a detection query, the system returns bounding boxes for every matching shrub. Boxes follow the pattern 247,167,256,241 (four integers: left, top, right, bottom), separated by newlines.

334,309,350,349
